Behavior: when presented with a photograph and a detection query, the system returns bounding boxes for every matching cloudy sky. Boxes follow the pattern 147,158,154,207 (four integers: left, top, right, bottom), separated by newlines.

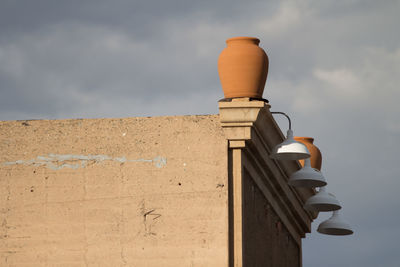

1,0,399,266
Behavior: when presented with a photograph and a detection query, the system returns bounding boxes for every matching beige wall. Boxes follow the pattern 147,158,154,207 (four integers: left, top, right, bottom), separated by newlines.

0,115,228,266
1,100,316,267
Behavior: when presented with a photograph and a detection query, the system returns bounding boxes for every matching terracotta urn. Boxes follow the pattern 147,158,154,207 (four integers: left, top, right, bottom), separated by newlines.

218,37,269,99
294,137,322,170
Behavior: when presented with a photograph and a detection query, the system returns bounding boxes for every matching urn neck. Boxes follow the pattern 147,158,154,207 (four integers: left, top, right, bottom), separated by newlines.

294,136,314,144
226,37,260,46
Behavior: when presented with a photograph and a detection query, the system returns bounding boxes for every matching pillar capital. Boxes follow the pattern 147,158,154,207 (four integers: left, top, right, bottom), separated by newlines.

219,98,270,146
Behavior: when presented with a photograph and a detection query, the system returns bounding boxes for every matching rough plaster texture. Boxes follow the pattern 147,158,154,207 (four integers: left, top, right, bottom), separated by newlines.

0,115,228,266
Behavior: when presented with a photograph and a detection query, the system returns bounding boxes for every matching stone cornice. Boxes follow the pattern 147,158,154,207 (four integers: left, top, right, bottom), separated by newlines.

219,99,267,144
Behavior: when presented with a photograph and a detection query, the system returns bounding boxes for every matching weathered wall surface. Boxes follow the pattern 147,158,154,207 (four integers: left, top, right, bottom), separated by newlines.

0,115,228,266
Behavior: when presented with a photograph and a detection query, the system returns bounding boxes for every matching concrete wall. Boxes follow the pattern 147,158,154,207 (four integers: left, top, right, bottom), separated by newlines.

1,100,316,267
0,115,228,266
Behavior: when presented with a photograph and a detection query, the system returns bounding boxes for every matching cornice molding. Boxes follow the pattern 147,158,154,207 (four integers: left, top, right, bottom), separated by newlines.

219,99,268,145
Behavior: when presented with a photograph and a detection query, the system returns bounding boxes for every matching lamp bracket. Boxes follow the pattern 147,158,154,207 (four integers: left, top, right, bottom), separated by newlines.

270,111,292,130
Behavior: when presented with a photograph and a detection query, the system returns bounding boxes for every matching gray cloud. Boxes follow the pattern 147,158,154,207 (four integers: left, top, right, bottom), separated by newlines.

0,0,399,266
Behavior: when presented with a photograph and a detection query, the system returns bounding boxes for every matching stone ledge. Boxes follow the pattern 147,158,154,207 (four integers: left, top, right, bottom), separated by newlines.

219,100,268,124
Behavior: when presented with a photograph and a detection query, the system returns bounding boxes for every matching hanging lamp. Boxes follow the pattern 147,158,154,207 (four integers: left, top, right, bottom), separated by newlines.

288,158,327,187
304,186,341,212
317,210,353,235
270,112,310,160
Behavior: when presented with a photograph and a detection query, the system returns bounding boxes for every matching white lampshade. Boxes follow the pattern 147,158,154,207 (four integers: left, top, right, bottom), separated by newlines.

288,158,327,187
317,210,353,235
270,129,310,160
304,187,341,212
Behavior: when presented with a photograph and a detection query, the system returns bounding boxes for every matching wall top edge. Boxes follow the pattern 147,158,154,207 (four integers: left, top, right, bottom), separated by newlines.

219,100,268,109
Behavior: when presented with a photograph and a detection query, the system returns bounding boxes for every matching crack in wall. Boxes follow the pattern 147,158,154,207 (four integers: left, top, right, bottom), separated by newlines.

2,154,167,170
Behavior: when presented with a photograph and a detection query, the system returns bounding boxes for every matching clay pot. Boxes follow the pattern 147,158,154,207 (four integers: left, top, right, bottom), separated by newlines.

218,37,269,98
294,137,322,170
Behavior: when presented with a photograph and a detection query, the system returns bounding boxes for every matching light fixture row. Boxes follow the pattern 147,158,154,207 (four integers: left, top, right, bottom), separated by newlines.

270,112,353,236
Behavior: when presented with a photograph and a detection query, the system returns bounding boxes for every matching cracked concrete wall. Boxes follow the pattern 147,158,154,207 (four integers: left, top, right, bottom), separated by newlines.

0,115,228,266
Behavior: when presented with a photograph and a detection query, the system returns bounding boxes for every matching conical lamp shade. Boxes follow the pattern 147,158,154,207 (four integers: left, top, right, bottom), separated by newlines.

317,210,353,235
270,129,310,160
304,187,341,212
288,159,327,187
